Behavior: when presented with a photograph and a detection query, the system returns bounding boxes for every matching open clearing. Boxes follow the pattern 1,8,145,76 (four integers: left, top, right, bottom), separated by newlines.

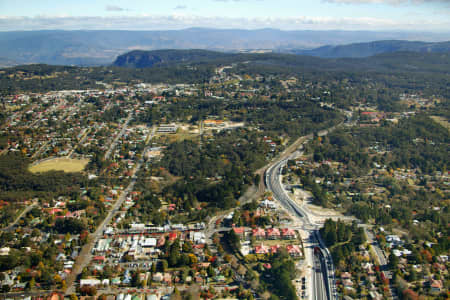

29,157,89,173
156,132,199,143
431,116,450,131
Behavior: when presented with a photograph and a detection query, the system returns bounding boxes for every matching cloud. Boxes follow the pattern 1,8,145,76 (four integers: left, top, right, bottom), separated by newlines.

174,5,188,10
0,14,449,32
106,5,127,12
213,0,244,1
323,0,449,4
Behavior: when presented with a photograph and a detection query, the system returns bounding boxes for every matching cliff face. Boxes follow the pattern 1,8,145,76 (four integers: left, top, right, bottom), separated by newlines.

113,49,230,68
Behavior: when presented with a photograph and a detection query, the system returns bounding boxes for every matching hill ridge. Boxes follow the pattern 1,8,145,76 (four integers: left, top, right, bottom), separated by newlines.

292,40,450,58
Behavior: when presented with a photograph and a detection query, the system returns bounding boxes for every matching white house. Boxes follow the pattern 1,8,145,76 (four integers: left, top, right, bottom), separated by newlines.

80,279,101,286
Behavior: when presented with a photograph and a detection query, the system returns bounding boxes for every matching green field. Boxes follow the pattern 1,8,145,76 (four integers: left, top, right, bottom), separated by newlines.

29,158,89,173
431,116,450,131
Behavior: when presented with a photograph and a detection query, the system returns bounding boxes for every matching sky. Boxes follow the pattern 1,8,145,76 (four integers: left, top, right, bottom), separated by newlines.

0,0,449,32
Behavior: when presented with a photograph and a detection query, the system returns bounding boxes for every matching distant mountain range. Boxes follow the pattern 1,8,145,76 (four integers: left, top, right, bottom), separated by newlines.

292,40,450,58
0,57,18,68
0,28,449,66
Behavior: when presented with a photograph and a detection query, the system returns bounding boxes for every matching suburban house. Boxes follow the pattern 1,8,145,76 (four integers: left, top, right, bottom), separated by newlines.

252,228,266,239
281,228,296,239
430,280,443,293
232,226,247,238
270,245,281,254
255,244,270,254
286,245,302,257
266,228,281,240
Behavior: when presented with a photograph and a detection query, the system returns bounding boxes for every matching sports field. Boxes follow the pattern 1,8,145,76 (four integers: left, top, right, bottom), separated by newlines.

29,158,89,173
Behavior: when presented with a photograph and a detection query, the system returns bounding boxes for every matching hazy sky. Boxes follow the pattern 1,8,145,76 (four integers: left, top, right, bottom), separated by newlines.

0,0,449,31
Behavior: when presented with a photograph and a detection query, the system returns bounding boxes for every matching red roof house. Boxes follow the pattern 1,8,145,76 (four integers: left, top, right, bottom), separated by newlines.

270,244,281,254
286,245,302,257
281,228,296,239
232,227,246,237
431,280,443,293
168,232,178,242
266,228,281,240
93,256,105,262
255,244,269,255
47,208,63,215
252,228,266,239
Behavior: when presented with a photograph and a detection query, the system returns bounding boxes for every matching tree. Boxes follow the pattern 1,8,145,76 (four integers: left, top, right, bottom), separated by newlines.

183,240,193,253
389,253,399,270
207,265,216,277
1,285,10,293
402,289,419,300
326,229,337,246
69,294,78,300
80,285,97,296
28,277,35,290
54,218,86,234
171,286,182,300
264,251,298,300
160,259,168,272
407,269,418,282
226,230,241,252
254,174,260,186
169,240,181,267
352,228,366,246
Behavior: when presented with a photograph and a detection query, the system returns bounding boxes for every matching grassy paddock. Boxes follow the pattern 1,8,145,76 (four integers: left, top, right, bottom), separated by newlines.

29,157,89,173
431,116,450,131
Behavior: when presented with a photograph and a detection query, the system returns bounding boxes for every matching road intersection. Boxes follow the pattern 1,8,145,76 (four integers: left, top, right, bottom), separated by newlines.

265,135,338,300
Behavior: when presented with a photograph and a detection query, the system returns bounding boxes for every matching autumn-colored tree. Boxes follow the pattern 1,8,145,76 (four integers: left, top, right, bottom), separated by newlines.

402,289,419,300
422,249,433,263
69,294,78,300
53,274,62,284
80,285,97,296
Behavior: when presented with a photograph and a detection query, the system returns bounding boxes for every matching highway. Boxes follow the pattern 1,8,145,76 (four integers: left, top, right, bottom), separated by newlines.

261,109,402,300
265,142,337,300
313,250,326,300
262,113,355,299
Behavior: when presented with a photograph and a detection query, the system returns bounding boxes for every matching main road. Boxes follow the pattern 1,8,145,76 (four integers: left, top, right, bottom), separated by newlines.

266,153,337,300
265,125,344,300
364,226,397,299
65,127,156,295
104,111,133,160
1,201,38,232
313,250,327,300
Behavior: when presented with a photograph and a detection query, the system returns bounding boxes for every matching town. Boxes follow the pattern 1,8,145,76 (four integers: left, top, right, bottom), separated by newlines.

0,59,448,300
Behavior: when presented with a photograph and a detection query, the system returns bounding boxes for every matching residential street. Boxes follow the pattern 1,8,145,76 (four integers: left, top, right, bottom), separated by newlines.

65,126,156,295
